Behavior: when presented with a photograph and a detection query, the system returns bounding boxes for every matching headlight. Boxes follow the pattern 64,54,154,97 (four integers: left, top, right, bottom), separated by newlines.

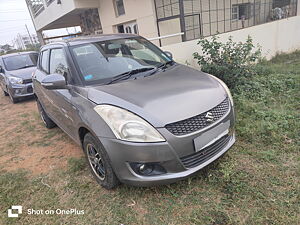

208,74,234,106
8,76,23,84
94,105,165,143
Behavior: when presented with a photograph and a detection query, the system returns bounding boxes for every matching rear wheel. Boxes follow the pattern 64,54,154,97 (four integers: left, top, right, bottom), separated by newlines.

83,133,119,189
36,99,56,129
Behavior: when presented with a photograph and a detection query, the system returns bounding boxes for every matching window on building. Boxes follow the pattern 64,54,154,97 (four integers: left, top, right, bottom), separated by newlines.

232,5,239,20
49,49,68,76
114,0,125,16
155,0,180,19
117,22,138,34
117,25,125,33
133,24,139,34
154,0,297,44
125,26,132,34
185,14,201,41
273,0,291,8
232,3,251,20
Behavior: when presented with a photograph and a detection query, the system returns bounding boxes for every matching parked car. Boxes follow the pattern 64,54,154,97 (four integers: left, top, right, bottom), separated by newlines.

0,51,38,103
33,34,235,189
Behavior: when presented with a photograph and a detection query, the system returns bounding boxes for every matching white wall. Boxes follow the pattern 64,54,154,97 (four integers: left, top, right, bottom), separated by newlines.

162,16,300,67
98,0,158,40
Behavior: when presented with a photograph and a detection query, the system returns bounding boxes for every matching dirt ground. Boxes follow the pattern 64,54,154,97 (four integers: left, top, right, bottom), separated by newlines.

0,95,83,175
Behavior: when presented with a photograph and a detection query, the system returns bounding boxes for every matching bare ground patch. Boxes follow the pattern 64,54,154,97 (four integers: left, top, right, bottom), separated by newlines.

0,95,83,175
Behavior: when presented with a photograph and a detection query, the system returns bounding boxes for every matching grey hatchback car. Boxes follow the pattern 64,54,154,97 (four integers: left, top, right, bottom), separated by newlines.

0,52,38,103
33,34,235,189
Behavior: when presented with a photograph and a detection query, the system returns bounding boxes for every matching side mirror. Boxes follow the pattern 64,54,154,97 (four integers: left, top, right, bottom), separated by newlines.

41,74,66,90
0,66,4,73
164,51,173,60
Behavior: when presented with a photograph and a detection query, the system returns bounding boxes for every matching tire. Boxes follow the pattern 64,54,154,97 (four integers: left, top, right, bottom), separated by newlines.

36,99,56,129
3,90,8,96
83,133,119,189
8,92,18,104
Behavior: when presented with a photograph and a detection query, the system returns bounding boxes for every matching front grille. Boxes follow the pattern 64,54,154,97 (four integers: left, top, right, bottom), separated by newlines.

180,135,231,168
165,98,229,136
23,79,32,84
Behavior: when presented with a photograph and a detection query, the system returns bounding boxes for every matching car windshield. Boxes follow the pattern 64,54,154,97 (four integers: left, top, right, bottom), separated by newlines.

3,53,38,71
71,37,172,84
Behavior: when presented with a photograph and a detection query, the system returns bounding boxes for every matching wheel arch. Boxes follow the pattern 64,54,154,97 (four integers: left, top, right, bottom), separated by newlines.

79,127,90,146
78,125,100,148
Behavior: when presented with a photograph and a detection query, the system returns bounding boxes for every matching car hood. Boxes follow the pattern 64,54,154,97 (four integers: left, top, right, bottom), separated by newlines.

8,67,36,80
88,64,227,127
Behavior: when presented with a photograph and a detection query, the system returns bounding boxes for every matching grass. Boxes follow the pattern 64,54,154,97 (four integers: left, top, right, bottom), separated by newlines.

0,51,299,224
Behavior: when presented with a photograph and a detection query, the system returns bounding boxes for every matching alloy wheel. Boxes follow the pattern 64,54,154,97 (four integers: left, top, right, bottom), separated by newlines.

86,143,106,180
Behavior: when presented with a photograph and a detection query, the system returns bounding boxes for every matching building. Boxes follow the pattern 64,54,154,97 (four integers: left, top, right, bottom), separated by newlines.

14,33,40,50
26,0,299,46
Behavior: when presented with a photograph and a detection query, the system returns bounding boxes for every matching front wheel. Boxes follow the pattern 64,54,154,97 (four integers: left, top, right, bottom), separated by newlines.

83,133,119,189
8,92,18,104
3,89,8,96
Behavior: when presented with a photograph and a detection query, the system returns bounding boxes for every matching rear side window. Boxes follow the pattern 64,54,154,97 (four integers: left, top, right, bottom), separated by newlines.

40,50,49,73
49,48,68,76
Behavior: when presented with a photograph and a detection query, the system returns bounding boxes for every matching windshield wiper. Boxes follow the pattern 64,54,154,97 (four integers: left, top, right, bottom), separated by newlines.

15,65,35,70
145,61,175,77
158,60,174,69
107,67,155,84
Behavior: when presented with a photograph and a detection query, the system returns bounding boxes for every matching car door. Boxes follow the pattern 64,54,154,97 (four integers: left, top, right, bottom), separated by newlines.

33,49,55,117
47,47,78,139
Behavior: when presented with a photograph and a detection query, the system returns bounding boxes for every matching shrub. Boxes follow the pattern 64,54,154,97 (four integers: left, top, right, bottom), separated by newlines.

193,35,262,89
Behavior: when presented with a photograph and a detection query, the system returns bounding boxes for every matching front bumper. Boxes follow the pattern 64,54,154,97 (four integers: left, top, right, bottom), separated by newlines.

8,83,34,98
99,109,236,187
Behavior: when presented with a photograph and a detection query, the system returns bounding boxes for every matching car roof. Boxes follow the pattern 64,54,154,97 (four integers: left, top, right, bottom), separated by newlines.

43,33,141,47
1,51,38,58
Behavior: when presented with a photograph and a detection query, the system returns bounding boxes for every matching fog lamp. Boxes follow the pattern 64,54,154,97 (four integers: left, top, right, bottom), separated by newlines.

130,162,166,176
138,163,153,175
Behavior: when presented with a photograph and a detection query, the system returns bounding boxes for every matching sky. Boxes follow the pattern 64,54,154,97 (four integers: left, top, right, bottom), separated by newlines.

0,0,36,46
0,0,79,47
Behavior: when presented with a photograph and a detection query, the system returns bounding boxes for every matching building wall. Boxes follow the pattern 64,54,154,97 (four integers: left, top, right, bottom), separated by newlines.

31,0,99,31
162,16,300,66
98,0,158,40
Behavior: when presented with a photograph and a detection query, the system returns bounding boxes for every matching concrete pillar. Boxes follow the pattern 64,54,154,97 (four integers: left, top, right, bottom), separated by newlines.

36,31,45,46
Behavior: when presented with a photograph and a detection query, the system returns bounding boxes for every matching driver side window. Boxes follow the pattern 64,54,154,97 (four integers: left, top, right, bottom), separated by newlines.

49,48,68,76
